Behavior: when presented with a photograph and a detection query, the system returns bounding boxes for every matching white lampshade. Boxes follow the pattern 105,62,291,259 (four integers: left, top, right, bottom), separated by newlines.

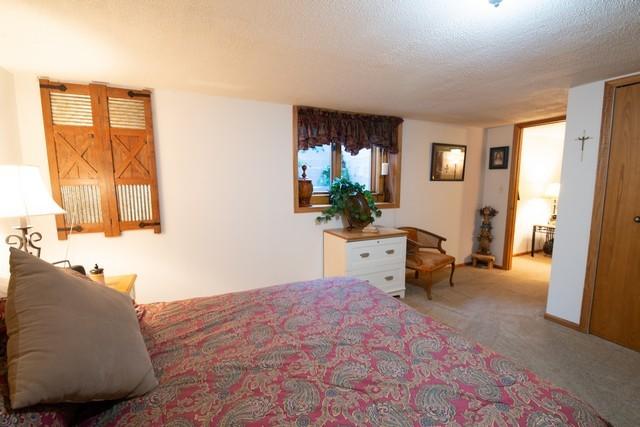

0,165,65,219
544,182,561,199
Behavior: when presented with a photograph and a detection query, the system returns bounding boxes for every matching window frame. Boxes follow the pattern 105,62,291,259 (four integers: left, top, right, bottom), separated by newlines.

292,106,401,213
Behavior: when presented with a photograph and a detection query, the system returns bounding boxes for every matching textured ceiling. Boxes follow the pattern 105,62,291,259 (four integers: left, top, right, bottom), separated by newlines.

1,0,639,126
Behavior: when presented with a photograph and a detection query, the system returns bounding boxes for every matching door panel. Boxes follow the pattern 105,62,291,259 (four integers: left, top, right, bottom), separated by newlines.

590,82,640,351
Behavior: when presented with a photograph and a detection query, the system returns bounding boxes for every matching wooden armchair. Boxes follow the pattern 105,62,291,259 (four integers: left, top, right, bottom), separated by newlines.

399,227,455,300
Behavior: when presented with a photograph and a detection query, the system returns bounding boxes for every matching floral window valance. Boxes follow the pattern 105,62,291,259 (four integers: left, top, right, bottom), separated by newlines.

297,106,404,155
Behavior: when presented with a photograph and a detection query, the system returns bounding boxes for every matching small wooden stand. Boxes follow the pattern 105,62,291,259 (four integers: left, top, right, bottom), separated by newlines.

472,253,495,270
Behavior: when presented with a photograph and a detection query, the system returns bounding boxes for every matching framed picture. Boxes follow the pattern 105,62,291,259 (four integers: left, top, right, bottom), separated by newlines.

430,143,467,181
489,146,509,169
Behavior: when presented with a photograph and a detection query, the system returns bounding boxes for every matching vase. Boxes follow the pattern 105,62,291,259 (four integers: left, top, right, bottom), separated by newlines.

298,180,313,207
298,165,313,207
344,193,372,230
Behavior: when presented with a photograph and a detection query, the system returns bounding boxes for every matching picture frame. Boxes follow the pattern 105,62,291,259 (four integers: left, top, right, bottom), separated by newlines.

489,146,509,169
430,143,467,181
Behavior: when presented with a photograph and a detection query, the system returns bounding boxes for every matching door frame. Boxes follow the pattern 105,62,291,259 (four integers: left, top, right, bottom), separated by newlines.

579,73,640,332
502,115,566,270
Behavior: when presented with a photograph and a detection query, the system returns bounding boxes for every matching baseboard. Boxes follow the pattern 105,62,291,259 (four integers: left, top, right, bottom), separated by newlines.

409,262,469,269
544,312,582,331
513,249,543,257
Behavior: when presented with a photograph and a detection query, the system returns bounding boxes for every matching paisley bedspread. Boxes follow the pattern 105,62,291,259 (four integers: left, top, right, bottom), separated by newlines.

77,277,608,426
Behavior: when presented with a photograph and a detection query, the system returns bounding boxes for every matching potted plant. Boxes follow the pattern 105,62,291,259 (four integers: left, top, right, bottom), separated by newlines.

316,177,381,229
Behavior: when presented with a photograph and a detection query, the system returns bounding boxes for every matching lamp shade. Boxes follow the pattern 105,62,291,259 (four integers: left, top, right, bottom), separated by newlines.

544,182,561,199
0,165,65,219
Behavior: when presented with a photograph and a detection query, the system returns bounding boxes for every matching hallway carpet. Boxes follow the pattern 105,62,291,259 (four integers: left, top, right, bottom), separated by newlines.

402,255,640,426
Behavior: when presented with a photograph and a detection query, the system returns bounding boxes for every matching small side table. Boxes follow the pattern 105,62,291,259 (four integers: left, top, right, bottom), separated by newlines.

472,253,496,270
105,274,137,299
531,224,556,256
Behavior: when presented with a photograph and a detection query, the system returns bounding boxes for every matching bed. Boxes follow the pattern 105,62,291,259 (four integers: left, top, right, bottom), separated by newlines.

1,278,608,426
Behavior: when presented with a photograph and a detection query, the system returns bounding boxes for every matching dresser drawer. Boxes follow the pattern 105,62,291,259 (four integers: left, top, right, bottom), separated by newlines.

354,266,405,294
346,237,405,270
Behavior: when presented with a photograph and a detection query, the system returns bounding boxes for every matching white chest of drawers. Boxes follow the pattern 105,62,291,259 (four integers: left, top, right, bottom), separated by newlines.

323,227,407,298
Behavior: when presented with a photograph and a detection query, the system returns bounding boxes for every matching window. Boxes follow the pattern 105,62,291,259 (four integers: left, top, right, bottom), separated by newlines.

296,145,380,205
39,79,161,239
298,145,332,193
342,148,371,190
293,106,402,212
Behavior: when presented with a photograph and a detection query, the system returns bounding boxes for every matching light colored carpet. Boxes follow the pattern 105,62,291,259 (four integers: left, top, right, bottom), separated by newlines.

402,255,640,427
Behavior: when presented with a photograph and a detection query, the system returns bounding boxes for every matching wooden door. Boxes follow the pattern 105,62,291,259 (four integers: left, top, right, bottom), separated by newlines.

590,82,640,351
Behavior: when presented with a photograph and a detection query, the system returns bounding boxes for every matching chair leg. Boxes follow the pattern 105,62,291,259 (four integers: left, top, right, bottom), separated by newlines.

425,272,433,300
449,262,455,287
414,269,419,279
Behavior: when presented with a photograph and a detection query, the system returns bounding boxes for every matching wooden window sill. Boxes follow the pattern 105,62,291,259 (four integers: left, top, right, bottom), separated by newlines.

294,202,399,214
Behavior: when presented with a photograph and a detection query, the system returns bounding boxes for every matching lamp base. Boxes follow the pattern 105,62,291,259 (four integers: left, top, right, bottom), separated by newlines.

6,225,43,258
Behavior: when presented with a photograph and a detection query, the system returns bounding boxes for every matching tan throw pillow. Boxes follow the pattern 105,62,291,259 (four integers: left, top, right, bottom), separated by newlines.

5,248,158,409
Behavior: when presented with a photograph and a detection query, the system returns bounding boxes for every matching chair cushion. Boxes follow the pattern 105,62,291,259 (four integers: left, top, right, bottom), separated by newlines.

6,248,158,409
407,251,455,272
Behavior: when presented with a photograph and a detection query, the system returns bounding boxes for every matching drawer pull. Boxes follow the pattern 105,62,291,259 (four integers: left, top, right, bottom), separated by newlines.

360,252,370,258
385,249,395,255
385,275,394,281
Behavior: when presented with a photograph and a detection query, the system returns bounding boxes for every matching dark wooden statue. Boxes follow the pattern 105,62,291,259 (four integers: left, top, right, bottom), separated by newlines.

478,206,498,255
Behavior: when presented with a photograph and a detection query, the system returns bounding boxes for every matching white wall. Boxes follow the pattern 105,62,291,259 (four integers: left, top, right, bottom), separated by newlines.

0,67,22,275
395,121,484,264
481,125,514,266
0,68,20,164
513,123,564,255
477,73,637,325
546,81,605,323
3,72,484,303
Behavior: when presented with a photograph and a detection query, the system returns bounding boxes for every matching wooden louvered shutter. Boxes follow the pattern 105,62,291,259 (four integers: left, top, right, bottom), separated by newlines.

40,80,110,239
40,79,161,239
106,88,161,233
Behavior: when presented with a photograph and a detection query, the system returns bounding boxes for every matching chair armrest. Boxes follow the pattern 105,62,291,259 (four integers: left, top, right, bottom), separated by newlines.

399,226,448,254
415,228,447,254
407,238,447,255
414,227,447,242
406,238,420,255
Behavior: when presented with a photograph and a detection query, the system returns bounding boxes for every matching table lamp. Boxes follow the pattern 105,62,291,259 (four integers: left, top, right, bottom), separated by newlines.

0,165,65,257
544,182,561,224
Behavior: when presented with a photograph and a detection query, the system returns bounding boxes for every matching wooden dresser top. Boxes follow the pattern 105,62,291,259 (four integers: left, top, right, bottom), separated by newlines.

324,227,408,242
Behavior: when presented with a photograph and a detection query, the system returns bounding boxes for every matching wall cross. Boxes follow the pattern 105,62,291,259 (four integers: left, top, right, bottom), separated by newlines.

575,130,592,162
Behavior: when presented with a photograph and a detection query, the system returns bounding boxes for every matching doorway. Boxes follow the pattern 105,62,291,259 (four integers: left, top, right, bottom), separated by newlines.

503,117,566,271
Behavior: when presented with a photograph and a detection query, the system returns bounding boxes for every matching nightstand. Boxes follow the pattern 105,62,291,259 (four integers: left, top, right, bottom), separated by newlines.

105,274,137,299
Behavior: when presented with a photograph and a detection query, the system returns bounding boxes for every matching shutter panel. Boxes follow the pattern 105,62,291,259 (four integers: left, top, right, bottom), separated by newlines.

106,88,161,233
40,80,108,239
40,79,161,239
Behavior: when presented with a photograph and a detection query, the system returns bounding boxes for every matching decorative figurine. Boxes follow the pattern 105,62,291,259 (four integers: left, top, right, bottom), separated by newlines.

477,206,498,255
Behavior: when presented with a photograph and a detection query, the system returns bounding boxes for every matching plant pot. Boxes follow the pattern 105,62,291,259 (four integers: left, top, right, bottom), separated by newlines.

344,193,372,230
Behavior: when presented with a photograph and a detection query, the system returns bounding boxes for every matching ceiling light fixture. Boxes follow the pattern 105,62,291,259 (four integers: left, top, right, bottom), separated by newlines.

489,0,503,7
